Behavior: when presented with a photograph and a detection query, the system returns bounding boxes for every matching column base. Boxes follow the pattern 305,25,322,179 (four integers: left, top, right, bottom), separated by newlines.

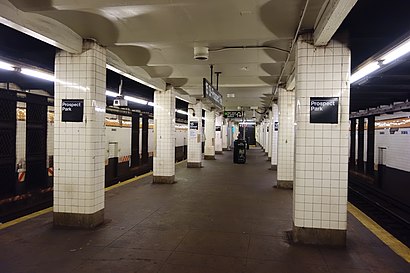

153,175,175,184
204,155,216,160
215,151,223,155
264,152,268,156
277,180,293,189
268,157,271,161
53,209,104,229
187,162,202,168
292,225,346,246
222,148,229,151
270,165,277,170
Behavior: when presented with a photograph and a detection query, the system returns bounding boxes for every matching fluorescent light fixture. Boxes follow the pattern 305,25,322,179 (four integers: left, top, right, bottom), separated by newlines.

175,96,190,103
350,62,379,84
106,90,120,97
381,38,410,65
239,122,256,125
21,68,55,82
0,60,14,71
176,109,188,116
147,102,155,107
124,95,148,105
106,64,158,90
202,117,206,120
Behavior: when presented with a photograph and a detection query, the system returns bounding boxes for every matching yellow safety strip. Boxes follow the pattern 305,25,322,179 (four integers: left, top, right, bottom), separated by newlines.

0,160,187,230
348,202,410,263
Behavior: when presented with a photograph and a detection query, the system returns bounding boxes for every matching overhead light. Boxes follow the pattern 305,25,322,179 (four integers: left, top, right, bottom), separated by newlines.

350,62,380,84
106,90,120,97
124,95,148,105
147,102,155,107
241,66,248,71
202,117,206,120
227,93,235,98
0,60,14,71
240,122,256,125
175,96,190,103
20,68,55,82
106,64,158,90
381,38,410,65
176,109,188,116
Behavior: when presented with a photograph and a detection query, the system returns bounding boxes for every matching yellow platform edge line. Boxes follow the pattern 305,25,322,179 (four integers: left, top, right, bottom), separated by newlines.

348,202,410,263
0,160,188,230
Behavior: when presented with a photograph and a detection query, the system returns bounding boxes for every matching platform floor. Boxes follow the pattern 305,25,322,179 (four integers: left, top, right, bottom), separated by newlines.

0,148,409,273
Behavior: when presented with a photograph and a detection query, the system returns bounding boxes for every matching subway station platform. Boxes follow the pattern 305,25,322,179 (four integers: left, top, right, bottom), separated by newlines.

0,148,409,273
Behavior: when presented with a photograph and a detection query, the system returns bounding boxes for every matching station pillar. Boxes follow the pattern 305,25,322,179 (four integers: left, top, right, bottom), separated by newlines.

277,88,295,189
204,110,216,160
270,104,279,170
265,119,270,156
267,109,273,161
292,35,350,246
187,101,203,168
153,86,176,183
366,116,375,176
53,40,106,228
349,119,356,168
222,120,228,151
357,118,365,172
215,114,223,154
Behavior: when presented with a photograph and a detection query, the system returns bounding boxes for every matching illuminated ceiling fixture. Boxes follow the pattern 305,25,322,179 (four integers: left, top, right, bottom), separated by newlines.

350,62,380,84
0,60,14,71
227,93,235,98
106,64,158,90
106,90,120,98
20,68,55,82
124,95,148,105
176,109,188,116
381,38,410,65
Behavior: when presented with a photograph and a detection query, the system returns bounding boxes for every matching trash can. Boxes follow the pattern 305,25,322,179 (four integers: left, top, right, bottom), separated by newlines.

233,139,247,164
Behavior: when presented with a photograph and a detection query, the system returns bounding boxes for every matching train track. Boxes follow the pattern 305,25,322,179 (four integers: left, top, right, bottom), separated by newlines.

348,175,410,248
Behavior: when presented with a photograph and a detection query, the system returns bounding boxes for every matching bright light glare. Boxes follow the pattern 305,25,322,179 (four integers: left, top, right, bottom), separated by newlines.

21,68,55,82
381,39,410,65
147,102,155,107
350,62,379,84
106,64,158,90
176,109,188,116
124,95,148,105
240,122,256,125
106,90,120,97
0,61,14,71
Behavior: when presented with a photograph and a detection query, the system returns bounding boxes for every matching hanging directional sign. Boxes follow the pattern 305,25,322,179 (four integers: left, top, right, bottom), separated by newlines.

223,111,243,118
310,97,339,124
203,78,223,109
62,99,84,122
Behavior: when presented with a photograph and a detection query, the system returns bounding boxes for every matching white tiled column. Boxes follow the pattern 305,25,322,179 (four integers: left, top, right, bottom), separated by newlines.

268,110,273,160
292,35,350,246
261,122,266,150
265,120,270,155
153,86,176,183
215,114,223,154
271,104,279,170
187,101,202,168
204,110,216,160
277,88,295,189
222,121,228,151
53,40,106,228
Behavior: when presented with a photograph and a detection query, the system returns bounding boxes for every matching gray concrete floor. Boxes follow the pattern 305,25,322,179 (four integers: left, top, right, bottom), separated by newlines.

0,147,409,273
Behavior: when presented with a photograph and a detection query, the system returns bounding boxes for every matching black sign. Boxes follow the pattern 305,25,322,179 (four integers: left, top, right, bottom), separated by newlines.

189,121,198,130
203,78,223,109
62,99,84,122
310,97,338,124
223,111,243,118
216,126,221,132
274,122,279,131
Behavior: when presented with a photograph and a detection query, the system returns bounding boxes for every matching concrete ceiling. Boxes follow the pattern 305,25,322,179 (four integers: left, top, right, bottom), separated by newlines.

6,0,327,109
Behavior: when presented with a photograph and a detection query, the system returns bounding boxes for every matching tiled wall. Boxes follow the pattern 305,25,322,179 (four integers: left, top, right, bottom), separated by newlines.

268,110,273,158
187,101,203,164
153,88,176,177
277,88,295,181
16,102,26,169
271,104,279,166
54,41,106,215
293,36,350,230
215,114,223,152
222,124,228,149
204,110,216,156
265,119,270,153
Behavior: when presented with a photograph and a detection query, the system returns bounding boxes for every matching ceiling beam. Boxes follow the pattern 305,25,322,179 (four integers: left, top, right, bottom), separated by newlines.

314,0,358,46
0,0,82,53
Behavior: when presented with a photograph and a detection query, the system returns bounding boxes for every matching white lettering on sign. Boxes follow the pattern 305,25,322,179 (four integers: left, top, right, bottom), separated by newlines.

62,101,82,112
310,100,336,111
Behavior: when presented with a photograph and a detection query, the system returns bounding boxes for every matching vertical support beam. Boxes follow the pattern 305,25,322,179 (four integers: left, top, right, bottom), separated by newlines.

292,35,349,246
141,115,149,165
131,112,140,167
349,119,356,168
267,110,273,160
366,116,375,176
215,114,223,154
53,40,106,228
153,87,176,183
204,110,216,160
187,101,202,168
357,118,365,172
270,104,279,170
277,88,295,189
